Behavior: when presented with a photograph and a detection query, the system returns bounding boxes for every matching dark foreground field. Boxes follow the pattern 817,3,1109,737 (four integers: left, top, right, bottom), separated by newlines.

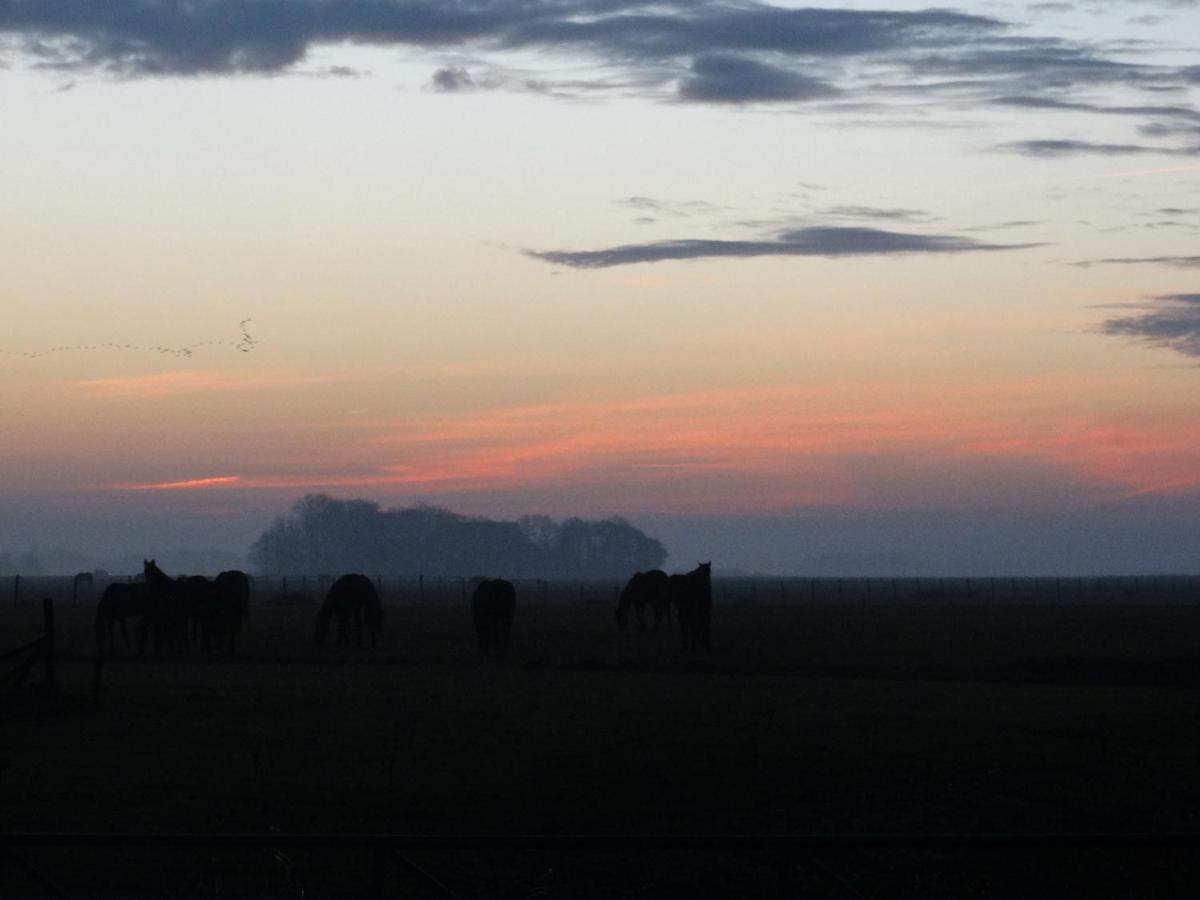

5,578,1200,897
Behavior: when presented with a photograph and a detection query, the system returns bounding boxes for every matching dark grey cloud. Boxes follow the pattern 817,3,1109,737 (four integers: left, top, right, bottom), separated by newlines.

677,54,837,104
1,0,1195,121
431,64,474,91
820,205,933,222
525,225,1038,268
992,94,1200,123
1101,293,1200,359
996,138,1200,157
502,5,1005,62
1138,120,1200,139
1075,256,1200,268
0,1,1005,80
907,46,1157,86
963,219,1045,232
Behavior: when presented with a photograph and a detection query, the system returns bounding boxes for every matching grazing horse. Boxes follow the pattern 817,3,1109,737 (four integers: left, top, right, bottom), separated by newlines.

669,562,713,652
95,582,151,655
314,574,382,647
471,578,515,656
615,569,671,632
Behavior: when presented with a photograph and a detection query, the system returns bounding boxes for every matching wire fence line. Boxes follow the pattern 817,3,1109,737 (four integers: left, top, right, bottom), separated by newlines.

5,572,1200,608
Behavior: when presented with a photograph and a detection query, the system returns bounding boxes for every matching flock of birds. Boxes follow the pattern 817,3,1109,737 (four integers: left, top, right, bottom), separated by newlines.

0,319,257,359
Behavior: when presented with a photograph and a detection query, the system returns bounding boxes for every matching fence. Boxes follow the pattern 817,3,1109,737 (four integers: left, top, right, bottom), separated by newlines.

0,597,56,694
5,573,1200,609
4,830,1200,899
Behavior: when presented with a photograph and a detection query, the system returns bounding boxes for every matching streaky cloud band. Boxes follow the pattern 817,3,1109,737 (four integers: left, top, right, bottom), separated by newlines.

995,139,1200,158
1075,256,1200,268
525,226,1041,268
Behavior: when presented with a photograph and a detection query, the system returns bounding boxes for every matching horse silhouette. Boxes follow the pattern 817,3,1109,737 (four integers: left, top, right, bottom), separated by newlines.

139,560,247,656
669,562,713,652
95,582,151,655
216,569,251,635
314,574,383,647
471,578,515,656
615,569,671,632
140,559,190,655
180,573,247,655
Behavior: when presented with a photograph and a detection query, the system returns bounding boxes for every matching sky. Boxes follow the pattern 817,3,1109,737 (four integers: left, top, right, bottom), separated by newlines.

1,0,1199,575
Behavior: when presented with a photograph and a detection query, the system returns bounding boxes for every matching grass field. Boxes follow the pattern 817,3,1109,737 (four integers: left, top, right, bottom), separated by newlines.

4,577,1200,897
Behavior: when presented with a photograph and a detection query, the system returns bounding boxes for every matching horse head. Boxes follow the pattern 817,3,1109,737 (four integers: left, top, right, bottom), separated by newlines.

143,558,173,586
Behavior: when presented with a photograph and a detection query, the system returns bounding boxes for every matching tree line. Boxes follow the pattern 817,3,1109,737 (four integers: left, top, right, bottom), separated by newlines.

248,494,667,578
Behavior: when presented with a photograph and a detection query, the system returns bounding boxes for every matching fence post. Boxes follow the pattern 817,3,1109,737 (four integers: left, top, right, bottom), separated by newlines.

42,597,57,694
418,575,425,603
12,574,19,604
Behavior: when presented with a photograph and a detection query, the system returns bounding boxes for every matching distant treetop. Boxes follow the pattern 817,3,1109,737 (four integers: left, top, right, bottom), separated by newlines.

248,494,667,577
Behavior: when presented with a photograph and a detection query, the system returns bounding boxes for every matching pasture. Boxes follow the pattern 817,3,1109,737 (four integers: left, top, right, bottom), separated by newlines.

4,575,1200,897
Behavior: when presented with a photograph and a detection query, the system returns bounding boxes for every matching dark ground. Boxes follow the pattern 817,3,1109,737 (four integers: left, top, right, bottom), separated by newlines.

3,577,1200,897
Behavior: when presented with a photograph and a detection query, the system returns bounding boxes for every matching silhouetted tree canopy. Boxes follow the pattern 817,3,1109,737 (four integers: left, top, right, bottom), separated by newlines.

248,494,667,577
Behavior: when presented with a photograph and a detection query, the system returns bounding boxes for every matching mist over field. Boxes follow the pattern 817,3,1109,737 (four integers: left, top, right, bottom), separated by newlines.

2,490,1199,577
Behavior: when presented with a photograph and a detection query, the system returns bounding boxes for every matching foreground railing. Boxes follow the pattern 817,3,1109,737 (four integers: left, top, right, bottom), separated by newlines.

5,831,1200,899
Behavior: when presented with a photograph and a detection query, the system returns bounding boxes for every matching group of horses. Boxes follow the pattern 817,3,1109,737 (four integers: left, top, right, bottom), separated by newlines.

615,562,712,651
312,574,515,656
94,561,712,658
95,560,250,657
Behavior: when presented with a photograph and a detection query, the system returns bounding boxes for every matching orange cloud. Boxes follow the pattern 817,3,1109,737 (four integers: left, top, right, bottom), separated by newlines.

98,375,1200,513
124,475,242,491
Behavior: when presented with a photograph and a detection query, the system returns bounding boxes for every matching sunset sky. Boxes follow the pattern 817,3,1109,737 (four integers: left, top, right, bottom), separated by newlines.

2,0,1199,574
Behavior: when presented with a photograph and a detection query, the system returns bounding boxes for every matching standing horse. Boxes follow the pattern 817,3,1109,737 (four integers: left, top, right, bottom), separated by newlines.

140,559,190,656
669,562,713,652
471,578,515,656
314,574,382,647
615,569,671,632
95,582,151,655
216,573,250,628
179,574,245,656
